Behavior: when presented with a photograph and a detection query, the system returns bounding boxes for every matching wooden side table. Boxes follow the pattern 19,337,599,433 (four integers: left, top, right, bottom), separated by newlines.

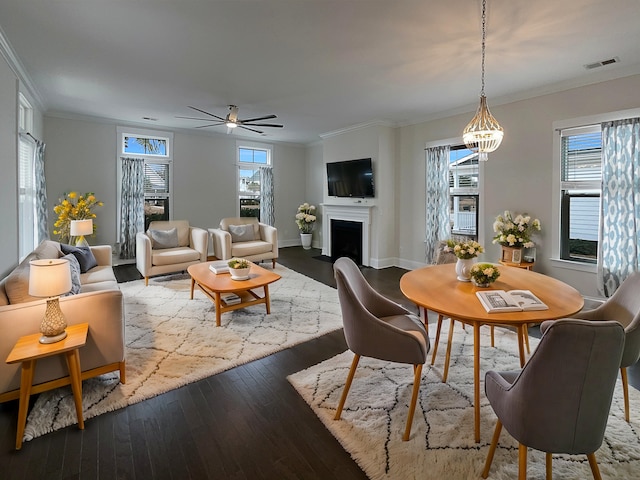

6,323,89,449
499,260,535,270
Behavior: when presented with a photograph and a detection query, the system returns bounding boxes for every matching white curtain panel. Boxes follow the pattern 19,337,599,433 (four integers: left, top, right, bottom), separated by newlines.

260,166,275,226
598,117,640,296
34,139,49,243
425,145,451,264
119,157,145,259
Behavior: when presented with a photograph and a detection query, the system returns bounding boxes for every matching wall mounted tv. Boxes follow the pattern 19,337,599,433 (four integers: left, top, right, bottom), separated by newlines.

326,158,375,198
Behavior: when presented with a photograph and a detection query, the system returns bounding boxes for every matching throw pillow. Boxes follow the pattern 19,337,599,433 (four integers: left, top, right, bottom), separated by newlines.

60,243,98,273
62,254,82,295
228,224,256,243
148,227,179,249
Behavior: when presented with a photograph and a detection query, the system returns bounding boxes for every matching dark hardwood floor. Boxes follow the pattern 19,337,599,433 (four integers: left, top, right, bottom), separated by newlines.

1,247,638,479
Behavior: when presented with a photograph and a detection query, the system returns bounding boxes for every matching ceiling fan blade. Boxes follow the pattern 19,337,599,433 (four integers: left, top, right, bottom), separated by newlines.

176,115,215,121
187,106,226,121
239,114,277,123
195,123,225,128
243,123,283,128
239,125,264,134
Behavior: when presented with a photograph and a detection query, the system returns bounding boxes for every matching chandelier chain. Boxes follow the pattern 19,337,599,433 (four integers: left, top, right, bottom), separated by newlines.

481,0,486,95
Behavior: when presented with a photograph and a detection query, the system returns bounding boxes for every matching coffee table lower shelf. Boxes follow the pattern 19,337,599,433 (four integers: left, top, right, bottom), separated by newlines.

194,282,272,327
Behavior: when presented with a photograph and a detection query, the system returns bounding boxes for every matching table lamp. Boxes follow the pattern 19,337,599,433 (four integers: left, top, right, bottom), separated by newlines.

29,258,72,344
70,219,93,247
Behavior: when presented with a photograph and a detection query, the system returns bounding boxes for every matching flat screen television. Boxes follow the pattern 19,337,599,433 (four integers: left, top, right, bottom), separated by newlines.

326,158,375,198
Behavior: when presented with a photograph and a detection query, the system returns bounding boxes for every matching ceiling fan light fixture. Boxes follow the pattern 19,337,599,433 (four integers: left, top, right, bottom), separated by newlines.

463,0,503,161
225,121,238,128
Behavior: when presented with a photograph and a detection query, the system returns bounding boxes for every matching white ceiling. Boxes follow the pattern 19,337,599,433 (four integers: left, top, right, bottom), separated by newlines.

1,0,640,144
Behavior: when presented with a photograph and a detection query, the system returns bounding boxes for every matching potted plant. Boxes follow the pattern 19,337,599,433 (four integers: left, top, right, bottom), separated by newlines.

295,202,317,250
492,211,541,263
470,263,500,287
444,239,485,281
227,258,251,280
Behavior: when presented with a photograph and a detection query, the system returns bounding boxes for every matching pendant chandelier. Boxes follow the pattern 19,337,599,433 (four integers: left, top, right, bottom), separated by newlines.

463,0,503,161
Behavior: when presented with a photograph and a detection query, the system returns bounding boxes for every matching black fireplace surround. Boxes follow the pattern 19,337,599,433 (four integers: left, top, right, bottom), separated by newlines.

331,219,363,265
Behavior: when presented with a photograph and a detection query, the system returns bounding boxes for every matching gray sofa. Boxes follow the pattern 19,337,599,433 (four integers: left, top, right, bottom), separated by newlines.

0,240,125,403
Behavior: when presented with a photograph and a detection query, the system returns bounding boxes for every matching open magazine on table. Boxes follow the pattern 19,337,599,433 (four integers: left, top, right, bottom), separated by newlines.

476,289,548,313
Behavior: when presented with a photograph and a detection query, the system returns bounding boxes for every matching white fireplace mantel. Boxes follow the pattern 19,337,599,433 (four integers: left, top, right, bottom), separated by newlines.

321,204,373,266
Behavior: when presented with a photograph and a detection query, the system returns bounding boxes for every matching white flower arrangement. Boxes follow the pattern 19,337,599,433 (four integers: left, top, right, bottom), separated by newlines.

492,210,541,248
444,239,485,259
295,202,317,234
470,263,500,285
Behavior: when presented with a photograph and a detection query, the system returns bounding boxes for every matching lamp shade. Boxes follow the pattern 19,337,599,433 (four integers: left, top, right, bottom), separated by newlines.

29,258,72,298
70,219,93,236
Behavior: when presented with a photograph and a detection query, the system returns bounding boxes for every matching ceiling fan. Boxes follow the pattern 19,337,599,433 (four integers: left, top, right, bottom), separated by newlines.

176,105,283,134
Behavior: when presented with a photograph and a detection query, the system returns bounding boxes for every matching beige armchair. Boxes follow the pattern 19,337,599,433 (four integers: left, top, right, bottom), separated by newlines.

136,220,208,285
210,217,278,268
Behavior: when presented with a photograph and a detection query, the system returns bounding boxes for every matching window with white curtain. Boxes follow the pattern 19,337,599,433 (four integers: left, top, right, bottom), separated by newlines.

237,143,272,219
117,127,173,232
449,146,479,240
18,94,36,260
559,125,602,263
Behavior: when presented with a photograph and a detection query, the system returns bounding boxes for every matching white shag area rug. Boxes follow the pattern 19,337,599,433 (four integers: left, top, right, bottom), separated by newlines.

288,321,640,480
23,265,342,442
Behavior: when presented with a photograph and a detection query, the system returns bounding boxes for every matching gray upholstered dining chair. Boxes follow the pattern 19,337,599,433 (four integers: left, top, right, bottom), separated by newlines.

482,319,625,480
567,272,640,422
333,257,430,441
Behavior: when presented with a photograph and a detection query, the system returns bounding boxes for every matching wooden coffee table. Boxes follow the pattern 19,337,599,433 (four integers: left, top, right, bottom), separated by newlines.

187,261,281,327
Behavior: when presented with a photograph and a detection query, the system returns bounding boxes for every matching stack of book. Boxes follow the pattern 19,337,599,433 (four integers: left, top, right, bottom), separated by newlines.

209,260,229,274
220,293,241,305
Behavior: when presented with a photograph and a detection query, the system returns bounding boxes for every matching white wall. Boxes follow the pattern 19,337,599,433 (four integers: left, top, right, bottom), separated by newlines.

321,122,397,267
0,55,44,277
43,116,307,250
304,142,324,248
397,74,640,298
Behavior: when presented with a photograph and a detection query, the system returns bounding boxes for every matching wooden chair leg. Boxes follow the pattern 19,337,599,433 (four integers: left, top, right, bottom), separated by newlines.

334,354,360,420
523,324,531,354
272,259,276,268
403,363,423,441
586,453,602,480
621,367,630,422
431,314,444,365
443,318,456,383
518,444,528,480
545,452,552,480
144,276,149,286
481,420,502,478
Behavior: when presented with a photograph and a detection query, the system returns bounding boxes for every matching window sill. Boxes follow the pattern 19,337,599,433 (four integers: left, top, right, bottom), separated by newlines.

549,258,597,273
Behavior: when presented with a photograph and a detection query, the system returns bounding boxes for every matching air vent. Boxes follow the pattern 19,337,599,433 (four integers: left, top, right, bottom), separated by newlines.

584,57,620,70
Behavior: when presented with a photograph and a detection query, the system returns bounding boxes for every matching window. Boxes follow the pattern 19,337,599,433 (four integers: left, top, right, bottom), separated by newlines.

18,94,36,260
449,146,479,240
117,127,173,231
560,126,601,263
237,144,271,219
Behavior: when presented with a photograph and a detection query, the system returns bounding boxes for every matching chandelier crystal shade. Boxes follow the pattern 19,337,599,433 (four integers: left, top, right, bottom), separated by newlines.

463,0,503,161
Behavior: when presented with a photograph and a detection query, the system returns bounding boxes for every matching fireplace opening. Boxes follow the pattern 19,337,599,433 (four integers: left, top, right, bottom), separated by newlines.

331,220,363,265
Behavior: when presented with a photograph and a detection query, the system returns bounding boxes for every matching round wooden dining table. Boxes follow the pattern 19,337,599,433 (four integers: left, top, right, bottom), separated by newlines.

400,263,584,443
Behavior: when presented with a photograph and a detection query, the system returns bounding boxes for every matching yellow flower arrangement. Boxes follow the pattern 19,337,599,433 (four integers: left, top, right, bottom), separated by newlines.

53,191,104,243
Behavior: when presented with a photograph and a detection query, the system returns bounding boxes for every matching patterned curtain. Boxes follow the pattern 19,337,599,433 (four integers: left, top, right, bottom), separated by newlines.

120,157,145,259
33,139,49,243
260,166,275,226
425,145,451,263
598,117,640,296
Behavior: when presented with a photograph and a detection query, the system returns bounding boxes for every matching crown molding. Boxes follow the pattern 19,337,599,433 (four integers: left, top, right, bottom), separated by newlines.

319,119,396,140
0,24,45,111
